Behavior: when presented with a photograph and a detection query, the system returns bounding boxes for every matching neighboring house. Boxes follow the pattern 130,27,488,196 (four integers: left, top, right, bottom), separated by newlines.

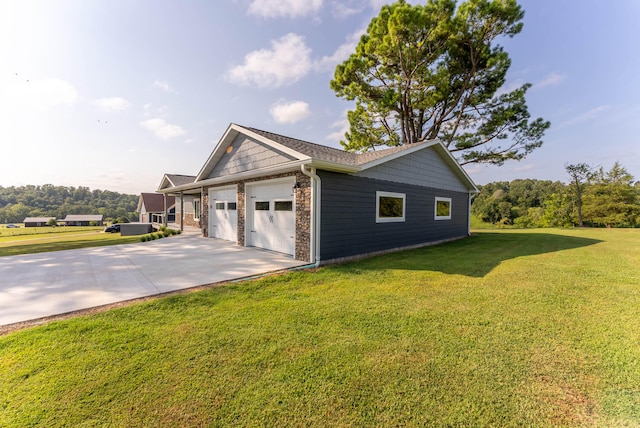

61,214,104,226
157,123,478,264
157,174,200,228
137,193,176,223
23,217,56,227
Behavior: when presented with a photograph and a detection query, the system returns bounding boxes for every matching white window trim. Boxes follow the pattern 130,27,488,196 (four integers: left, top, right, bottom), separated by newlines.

193,199,201,220
376,191,406,223
435,196,452,220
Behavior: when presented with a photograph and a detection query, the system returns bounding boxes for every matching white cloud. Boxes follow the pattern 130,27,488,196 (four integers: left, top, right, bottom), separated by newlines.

534,72,566,89
227,33,312,88
140,118,186,140
248,0,323,18
94,97,130,111
326,110,350,141
3,77,78,110
316,27,365,72
269,100,311,123
560,105,611,128
153,79,175,93
329,1,363,19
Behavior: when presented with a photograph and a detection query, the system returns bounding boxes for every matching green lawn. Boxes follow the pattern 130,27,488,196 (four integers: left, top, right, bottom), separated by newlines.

1,229,639,426
0,226,142,256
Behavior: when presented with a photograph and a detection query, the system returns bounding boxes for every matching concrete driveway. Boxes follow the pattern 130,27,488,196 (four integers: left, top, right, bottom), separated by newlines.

0,235,306,326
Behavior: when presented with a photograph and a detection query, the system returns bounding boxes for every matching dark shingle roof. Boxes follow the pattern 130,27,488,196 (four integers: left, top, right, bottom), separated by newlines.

141,193,175,212
23,217,55,223
244,126,430,166
166,174,196,187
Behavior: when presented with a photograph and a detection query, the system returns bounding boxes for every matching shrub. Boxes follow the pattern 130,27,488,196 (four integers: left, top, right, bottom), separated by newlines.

150,234,156,240
140,236,147,242
163,231,169,237
156,233,164,239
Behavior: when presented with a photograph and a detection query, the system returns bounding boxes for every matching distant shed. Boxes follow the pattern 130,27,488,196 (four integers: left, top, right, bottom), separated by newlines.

23,217,56,227
61,214,104,226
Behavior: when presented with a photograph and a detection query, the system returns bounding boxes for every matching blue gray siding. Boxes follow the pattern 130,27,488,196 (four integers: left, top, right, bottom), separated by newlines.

207,134,296,179
355,146,468,192
319,171,469,261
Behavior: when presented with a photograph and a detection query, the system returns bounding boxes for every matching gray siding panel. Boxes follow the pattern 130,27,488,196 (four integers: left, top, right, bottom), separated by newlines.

208,134,296,178
355,146,468,192
319,171,469,261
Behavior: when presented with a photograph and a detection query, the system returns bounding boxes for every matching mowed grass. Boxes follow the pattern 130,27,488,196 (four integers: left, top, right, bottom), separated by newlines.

0,226,142,256
1,229,639,426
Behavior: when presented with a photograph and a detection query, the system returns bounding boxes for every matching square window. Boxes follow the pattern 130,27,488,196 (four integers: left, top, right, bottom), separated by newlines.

435,197,452,220
215,202,225,210
227,202,237,211
376,191,406,223
255,201,270,210
274,201,293,211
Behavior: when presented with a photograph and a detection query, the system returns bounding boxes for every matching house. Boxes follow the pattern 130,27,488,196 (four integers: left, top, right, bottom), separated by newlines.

156,174,200,228
61,214,104,226
157,124,478,265
23,217,56,227
137,193,176,223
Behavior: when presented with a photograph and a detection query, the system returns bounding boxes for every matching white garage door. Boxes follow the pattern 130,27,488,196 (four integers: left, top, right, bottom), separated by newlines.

247,179,295,256
208,186,238,242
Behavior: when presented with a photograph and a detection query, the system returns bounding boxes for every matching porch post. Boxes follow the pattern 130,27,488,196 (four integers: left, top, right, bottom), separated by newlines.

163,194,167,227
180,191,184,231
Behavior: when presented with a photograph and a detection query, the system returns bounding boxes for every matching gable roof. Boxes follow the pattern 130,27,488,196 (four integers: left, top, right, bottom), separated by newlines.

23,217,55,223
62,215,103,222
138,193,175,213
164,123,477,193
157,173,196,191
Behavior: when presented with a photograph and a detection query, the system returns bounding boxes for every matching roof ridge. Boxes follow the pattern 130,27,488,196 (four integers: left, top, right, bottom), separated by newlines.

242,125,352,155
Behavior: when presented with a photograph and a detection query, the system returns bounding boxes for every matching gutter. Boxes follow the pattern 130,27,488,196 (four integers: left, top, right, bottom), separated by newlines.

300,164,321,267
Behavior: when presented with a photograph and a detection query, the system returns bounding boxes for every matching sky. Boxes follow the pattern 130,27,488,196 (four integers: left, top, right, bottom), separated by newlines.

1,0,639,195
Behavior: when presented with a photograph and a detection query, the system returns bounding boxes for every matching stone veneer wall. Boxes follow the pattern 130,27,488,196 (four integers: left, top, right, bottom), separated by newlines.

202,171,311,262
182,213,200,228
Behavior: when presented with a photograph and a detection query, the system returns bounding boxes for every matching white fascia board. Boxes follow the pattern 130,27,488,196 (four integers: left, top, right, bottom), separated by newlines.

194,124,239,182
308,159,360,173
156,174,175,192
432,143,479,193
158,159,308,194
194,124,311,183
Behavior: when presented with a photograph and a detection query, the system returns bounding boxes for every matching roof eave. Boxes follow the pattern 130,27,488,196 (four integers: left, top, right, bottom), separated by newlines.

159,159,308,194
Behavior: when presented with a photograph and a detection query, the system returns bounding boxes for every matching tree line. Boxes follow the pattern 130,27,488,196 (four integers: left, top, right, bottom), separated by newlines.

472,162,640,228
0,184,138,224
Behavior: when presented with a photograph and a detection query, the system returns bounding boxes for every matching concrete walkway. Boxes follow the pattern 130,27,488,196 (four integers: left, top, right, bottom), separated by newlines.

0,235,306,326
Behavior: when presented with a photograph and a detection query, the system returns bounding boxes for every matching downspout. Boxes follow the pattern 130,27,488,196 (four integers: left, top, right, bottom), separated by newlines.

300,164,321,267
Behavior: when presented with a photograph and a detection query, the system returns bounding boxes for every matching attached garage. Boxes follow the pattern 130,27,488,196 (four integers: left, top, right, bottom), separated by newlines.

156,124,478,264
208,186,238,242
246,178,295,256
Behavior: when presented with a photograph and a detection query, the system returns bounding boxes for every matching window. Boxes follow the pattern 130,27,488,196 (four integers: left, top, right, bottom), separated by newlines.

193,200,201,220
227,202,237,211
215,202,225,210
274,201,293,211
435,197,452,220
376,191,405,223
255,201,270,210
